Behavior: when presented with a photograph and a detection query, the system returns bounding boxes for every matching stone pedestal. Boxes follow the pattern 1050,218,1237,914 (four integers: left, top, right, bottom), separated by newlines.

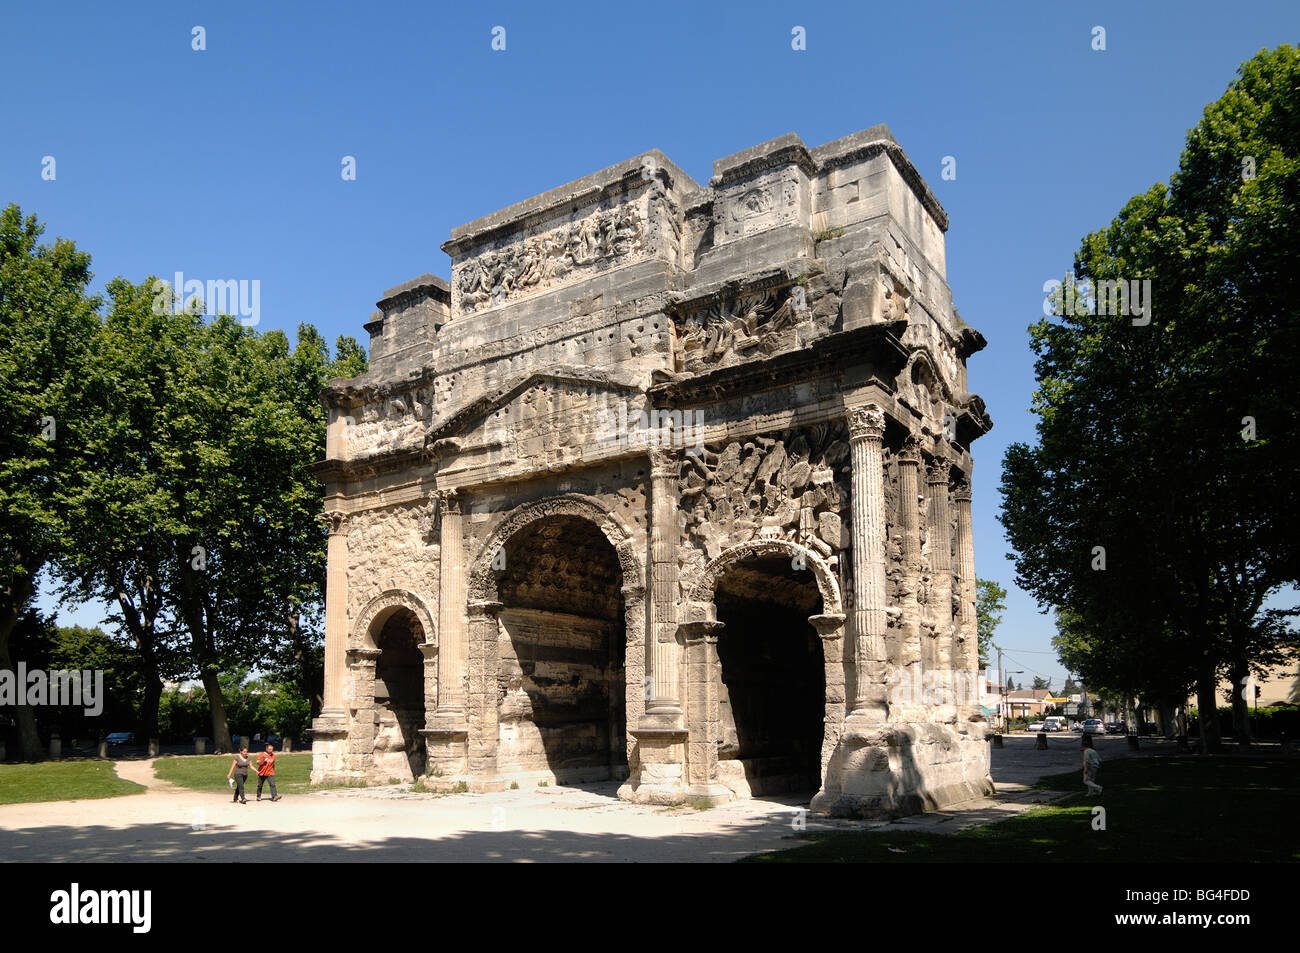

308,716,349,783
420,714,470,786
816,720,994,816
619,724,688,804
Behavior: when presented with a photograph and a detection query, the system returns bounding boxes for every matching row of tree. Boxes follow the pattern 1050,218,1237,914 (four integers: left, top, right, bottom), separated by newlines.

999,47,1300,749
7,617,313,744
1,204,366,756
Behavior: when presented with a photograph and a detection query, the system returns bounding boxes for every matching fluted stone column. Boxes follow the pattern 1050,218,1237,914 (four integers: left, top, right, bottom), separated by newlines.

319,510,350,720
895,440,924,718
310,508,351,782
645,447,682,722
926,454,956,721
953,477,978,721
436,491,467,715
421,491,470,781
847,405,889,722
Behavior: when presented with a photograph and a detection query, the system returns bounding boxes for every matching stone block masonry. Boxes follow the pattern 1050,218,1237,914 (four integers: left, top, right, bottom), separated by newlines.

309,125,994,816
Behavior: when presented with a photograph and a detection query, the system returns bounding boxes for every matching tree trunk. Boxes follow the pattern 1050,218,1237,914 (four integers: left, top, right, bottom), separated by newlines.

200,666,232,753
1159,703,1177,739
139,670,163,743
1196,666,1223,753
0,572,44,760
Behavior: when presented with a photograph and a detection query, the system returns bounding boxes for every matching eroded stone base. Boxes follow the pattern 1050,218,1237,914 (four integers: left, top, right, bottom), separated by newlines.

812,720,993,817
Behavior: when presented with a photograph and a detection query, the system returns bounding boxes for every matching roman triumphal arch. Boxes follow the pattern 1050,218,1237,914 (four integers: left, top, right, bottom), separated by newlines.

309,126,995,815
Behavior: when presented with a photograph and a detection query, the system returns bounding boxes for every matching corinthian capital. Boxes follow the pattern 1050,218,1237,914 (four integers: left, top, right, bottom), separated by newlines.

321,510,350,536
848,404,887,442
648,446,681,480
926,454,953,486
434,488,462,516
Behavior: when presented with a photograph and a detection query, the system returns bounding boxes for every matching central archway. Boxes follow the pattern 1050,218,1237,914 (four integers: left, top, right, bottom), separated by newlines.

468,495,646,788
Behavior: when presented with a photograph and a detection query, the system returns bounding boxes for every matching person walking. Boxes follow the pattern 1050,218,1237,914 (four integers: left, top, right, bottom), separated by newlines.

227,746,251,804
1081,734,1103,795
256,743,281,801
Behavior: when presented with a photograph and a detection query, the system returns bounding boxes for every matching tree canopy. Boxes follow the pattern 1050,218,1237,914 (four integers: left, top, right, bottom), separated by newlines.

999,46,1300,748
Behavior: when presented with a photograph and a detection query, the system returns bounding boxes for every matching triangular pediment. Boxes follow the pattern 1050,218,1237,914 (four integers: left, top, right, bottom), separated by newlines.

424,365,644,450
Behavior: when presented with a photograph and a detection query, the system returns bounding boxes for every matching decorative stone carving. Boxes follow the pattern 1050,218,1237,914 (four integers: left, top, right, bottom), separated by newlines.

673,286,821,372
679,423,851,565
456,205,644,314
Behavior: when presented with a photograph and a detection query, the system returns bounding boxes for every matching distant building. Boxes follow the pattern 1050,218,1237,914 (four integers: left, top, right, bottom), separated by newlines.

1005,689,1052,720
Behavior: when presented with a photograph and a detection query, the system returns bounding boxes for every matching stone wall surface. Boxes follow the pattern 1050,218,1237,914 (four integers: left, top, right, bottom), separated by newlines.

310,126,994,816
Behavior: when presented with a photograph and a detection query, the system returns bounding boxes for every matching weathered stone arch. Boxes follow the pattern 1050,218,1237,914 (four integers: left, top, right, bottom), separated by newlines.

688,538,842,616
467,493,645,601
353,589,437,649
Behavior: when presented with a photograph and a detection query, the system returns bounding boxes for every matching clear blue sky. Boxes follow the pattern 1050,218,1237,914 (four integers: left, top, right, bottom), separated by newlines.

5,1,1297,688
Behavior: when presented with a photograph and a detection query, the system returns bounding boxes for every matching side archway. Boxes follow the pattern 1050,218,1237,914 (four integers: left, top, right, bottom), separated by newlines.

352,589,437,650
348,588,437,782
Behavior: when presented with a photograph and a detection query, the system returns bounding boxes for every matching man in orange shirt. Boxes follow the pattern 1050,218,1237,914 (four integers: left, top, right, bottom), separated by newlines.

255,743,281,801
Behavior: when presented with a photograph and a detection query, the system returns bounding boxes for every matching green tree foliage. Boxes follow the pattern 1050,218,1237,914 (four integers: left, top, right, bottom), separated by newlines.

975,578,1006,665
53,277,366,751
1000,47,1300,750
5,617,141,744
0,205,101,758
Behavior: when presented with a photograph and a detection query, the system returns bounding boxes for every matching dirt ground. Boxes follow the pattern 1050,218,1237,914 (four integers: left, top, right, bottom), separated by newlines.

0,733,1163,862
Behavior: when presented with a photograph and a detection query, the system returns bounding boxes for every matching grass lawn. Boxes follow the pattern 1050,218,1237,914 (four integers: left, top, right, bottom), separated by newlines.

153,752,313,794
0,761,146,805
744,756,1300,863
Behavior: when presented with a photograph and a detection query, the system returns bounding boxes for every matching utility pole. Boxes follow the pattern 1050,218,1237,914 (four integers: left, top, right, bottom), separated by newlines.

996,645,1004,731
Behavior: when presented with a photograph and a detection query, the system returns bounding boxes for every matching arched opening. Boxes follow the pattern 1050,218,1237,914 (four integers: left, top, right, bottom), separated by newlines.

372,607,426,780
713,555,825,797
495,514,627,784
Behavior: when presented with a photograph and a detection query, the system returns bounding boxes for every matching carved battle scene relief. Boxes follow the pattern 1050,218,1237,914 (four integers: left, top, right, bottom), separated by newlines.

670,285,837,374
678,423,852,571
455,203,645,315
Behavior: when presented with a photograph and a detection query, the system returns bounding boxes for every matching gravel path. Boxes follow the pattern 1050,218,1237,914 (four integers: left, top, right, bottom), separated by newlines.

0,733,1168,862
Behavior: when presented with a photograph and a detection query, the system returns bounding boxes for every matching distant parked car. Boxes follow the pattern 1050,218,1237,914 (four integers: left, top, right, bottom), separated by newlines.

1028,721,1046,732
1070,721,1082,731
1081,719,1105,735
106,732,134,746
1044,716,1067,732
1105,722,1126,734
